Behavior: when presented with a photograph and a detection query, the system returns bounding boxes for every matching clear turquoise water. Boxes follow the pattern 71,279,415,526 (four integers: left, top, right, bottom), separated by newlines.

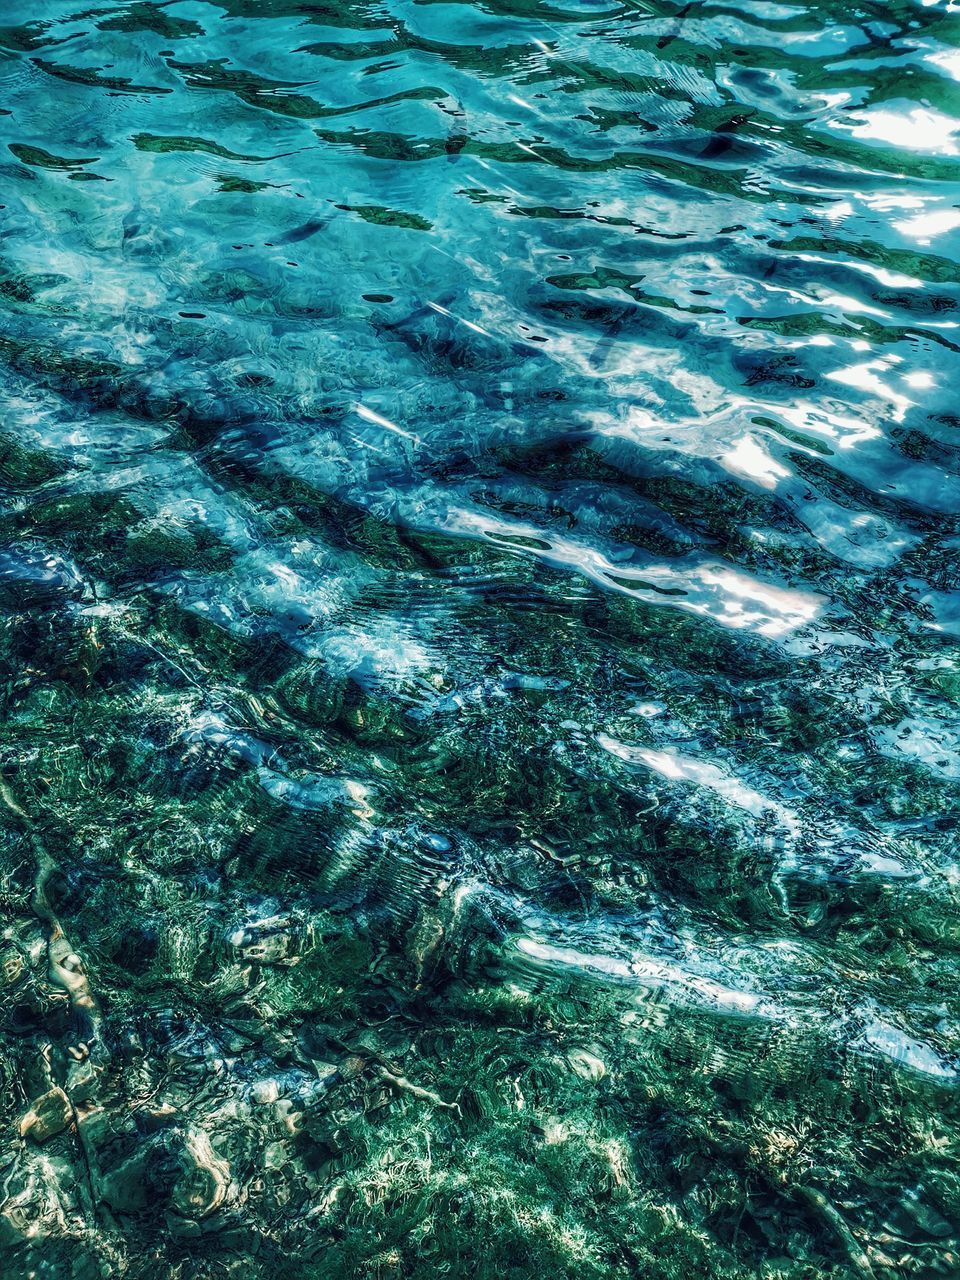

1,2,960,1277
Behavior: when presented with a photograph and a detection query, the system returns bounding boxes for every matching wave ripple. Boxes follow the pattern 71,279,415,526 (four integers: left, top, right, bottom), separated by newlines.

2,2,960,1278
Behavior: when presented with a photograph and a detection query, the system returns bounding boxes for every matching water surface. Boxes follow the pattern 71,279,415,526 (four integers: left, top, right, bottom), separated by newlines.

1,1,960,1277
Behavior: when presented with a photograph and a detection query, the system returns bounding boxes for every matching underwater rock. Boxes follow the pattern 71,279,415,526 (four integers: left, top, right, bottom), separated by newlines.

0,942,24,986
227,912,311,965
567,1049,607,1082
170,1128,232,1220
97,1143,156,1216
19,1086,72,1143
0,546,86,606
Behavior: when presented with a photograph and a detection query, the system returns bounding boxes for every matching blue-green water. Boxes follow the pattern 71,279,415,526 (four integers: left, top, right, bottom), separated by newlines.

1,2,960,1277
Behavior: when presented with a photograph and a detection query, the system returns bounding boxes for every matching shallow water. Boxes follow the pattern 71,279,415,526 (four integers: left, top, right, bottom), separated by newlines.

1,1,960,1277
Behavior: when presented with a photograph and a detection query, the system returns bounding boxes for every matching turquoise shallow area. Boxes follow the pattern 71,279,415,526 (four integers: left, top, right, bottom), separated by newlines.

1,1,960,1277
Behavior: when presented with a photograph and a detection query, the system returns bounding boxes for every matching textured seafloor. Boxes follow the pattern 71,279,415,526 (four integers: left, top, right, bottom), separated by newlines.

1,1,960,1277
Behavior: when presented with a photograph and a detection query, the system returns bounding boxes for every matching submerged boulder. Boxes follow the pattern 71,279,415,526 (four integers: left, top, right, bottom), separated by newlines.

19,1087,72,1144
170,1128,232,1220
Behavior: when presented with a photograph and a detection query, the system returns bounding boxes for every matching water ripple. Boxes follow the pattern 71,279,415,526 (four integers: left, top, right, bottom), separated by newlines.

1,2,960,1278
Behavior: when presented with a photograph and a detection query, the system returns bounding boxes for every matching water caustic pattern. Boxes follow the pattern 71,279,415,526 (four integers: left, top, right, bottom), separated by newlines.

0,0,959,1275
